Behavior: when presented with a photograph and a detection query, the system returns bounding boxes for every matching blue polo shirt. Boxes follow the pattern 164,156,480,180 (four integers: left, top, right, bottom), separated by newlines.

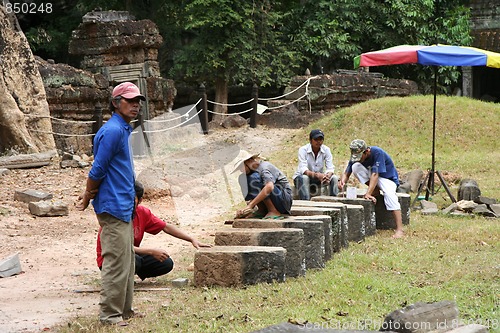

346,146,399,186
89,113,135,222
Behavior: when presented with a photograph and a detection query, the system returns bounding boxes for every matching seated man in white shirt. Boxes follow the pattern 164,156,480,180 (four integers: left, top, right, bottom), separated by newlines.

292,129,339,200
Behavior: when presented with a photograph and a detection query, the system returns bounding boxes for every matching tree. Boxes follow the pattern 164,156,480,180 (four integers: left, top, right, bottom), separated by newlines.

286,0,472,92
170,0,303,119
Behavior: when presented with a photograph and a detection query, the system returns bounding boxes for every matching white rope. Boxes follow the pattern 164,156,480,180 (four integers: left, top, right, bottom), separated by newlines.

145,100,201,123
207,108,252,116
266,93,308,110
139,108,203,133
207,98,253,107
28,129,94,137
26,114,96,124
258,76,317,101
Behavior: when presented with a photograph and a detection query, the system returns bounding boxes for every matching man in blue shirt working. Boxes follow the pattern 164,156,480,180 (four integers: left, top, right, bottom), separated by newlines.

77,82,145,326
338,139,404,238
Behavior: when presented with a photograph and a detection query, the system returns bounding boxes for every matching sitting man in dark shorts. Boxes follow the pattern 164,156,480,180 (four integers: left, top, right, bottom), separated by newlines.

96,181,211,280
232,150,293,220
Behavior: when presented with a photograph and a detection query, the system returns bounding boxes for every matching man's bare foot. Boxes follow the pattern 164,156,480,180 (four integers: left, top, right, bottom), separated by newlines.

392,230,404,239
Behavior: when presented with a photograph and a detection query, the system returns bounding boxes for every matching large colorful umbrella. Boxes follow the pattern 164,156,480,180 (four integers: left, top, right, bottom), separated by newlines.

354,44,500,200
354,44,500,68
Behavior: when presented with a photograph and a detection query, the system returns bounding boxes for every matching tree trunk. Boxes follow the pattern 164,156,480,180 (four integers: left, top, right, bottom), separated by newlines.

211,77,228,125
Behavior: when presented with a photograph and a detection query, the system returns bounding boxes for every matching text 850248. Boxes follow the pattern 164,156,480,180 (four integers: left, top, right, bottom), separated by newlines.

2,1,52,14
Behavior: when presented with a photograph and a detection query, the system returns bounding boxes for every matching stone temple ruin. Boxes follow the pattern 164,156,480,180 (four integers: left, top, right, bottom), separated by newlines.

37,10,176,155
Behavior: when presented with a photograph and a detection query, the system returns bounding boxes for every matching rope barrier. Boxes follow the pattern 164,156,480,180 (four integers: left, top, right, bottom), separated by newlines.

25,77,317,138
266,93,308,110
207,98,253,107
139,107,203,133
28,129,94,137
145,99,201,123
207,108,252,116
26,114,96,124
258,76,318,102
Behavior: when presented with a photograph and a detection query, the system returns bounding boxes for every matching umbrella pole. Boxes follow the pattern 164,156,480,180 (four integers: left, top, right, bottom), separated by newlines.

425,66,438,199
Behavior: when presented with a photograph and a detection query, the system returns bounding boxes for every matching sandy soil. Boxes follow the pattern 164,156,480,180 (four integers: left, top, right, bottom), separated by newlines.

0,125,301,333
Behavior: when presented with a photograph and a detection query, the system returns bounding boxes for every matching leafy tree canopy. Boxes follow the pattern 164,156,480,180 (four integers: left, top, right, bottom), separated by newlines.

12,0,472,93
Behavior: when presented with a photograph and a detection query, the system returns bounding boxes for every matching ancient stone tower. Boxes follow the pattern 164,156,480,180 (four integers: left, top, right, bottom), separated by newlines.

68,10,175,120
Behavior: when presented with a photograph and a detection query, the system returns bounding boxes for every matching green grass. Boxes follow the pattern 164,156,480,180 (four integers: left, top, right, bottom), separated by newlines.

55,95,500,333
275,95,500,206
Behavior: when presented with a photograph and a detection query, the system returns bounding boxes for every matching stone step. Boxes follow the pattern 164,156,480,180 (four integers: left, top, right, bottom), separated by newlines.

214,228,305,278
312,196,377,236
374,193,410,229
293,200,365,243
290,206,345,253
194,246,286,287
287,215,333,262
232,218,325,269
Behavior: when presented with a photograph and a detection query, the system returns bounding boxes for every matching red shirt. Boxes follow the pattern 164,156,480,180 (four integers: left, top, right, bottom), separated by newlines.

96,205,167,267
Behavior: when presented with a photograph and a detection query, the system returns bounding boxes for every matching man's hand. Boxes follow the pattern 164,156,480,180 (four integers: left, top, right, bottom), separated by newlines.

75,189,98,211
364,193,377,204
320,173,332,185
150,248,170,262
191,239,212,249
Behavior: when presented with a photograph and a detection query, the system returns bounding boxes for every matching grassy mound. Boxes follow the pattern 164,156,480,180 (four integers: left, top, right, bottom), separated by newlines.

275,95,500,201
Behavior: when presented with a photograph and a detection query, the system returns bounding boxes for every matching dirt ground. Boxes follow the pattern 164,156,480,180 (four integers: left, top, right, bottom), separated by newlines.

0,125,301,333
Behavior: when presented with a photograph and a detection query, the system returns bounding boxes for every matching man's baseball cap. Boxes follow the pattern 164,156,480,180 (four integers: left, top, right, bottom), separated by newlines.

112,82,146,100
349,139,367,162
309,129,324,140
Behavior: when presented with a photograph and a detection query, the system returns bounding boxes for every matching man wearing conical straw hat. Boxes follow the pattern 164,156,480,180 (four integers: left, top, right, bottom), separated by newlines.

232,150,292,219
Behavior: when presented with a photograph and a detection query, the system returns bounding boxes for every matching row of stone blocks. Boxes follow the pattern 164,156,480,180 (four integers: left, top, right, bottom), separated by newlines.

194,193,410,287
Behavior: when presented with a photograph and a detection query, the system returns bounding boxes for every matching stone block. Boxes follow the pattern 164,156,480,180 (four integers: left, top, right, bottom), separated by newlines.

233,218,324,269
170,278,189,288
287,215,332,262
312,196,376,236
214,228,305,278
290,206,344,253
375,193,410,230
0,253,22,278
344,204,365,242
458,179,481,202
294,200,365,244
489,204,500,216
381,300,459,332
299,200,365,243
194,246,286,287
28,200,69,217
14,189,53,203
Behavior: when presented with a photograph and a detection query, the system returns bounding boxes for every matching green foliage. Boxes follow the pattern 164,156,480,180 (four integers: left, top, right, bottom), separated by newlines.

170,0,302,87
14,0,473,93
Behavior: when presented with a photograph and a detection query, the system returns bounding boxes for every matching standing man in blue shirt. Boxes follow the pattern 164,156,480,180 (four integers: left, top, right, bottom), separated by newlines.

77,82,145,326
293,129,339,200
338,139,404,238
